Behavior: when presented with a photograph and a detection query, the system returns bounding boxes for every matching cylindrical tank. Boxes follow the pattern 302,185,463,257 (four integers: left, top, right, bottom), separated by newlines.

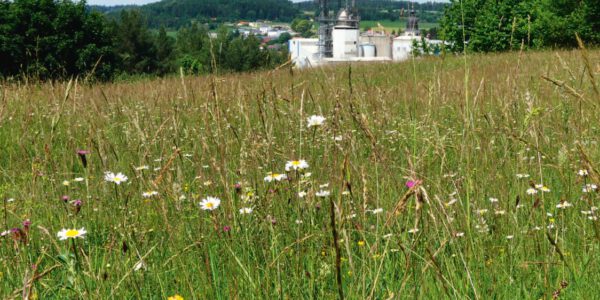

360,43,376,57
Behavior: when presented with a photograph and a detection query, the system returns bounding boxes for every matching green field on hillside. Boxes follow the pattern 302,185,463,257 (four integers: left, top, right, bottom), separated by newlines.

360,20,438,31
1,50,599,299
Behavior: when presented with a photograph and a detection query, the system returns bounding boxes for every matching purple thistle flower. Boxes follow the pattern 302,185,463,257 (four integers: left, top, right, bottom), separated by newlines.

61,195,70,202
23,219,32,229
223,226,231,232
76,149,90,168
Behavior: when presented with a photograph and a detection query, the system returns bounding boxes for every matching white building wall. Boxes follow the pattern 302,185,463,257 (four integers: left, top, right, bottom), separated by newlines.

332,27,359,59
289,38,319,68
393,37,416,61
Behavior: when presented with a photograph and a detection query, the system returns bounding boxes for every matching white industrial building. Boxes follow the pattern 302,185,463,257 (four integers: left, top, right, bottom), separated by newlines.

289,8,439,68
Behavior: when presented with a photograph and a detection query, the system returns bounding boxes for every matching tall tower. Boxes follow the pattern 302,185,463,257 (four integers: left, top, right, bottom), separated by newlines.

317,0,334,58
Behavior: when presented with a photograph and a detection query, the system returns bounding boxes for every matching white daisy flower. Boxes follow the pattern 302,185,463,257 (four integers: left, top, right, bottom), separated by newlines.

316,190,330,197
306,115,326,127
298,191,307,198
264,172,287,182
239,207,253,214
104,172,128,185
142,191,159,198
526,188,538,195
489,197,499,203
57,228,87,240
285,160,309,171
583,184,598,193
556,201,573,209
578,169,589,177
199,196,221,211
74,177,85,182
372,208,384,214
62,180,70,186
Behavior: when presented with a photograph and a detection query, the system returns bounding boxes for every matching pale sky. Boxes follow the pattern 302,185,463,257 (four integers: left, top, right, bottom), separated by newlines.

87,0,446,6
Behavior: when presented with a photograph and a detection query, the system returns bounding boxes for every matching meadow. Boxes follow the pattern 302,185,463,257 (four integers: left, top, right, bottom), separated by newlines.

0,49,599,299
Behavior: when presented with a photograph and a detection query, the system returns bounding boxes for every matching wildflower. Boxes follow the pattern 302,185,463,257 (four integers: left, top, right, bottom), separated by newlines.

74,177,84,182
476,209,488,215
77,150,90,168
62,180,70,186
319,183,329,189
406,180,420,188
455,232,465,237
372,208,384,214
285,160,309,172
142,191,159,198
23,219,32,230
61,195,70,202
264,172,287,182
526,188,538,195
556,201,573,209
135,165,149,171
298,191,307,198
199,197,221,211
168,295,184,300
489,197,499,203
306,115,326,127
316,190,330,197
57,228,87,240
516,173,530,179
506,235,514,240
578,169,589,177
341,191,350,196
539,186,551,193
239,207,253,215
357,240,365,247
295,219,303,224
408,228,419,234
104,172,128,185
582,184,598,193
223,226,231,232
494,210,506,215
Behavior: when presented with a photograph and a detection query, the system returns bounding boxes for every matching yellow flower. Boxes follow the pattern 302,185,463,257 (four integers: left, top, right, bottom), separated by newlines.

168,295,184,300
357,240,365,247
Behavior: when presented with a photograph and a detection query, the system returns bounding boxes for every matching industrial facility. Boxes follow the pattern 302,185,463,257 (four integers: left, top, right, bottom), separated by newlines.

289,0,441,68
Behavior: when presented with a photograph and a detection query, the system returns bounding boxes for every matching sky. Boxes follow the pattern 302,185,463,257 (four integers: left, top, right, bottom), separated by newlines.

87,0,446,6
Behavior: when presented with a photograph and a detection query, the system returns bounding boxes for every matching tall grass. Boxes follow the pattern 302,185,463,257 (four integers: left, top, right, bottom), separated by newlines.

0,49,599,299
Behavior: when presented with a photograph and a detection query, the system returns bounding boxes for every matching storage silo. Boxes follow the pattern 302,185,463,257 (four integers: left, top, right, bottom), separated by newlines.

332,9,360,59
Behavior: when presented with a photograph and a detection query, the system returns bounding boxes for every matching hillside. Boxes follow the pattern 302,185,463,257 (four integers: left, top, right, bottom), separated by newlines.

93,0,447,28
1,50,599,298
99,0,300,28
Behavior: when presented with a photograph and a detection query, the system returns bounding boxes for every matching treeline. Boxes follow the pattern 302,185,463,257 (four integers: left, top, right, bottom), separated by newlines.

0,0,288,81
295,0,447,23
103,0,300,29
441,0,600,52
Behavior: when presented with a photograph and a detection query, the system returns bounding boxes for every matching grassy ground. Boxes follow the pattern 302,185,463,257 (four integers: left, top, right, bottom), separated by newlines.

0,49,599,299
